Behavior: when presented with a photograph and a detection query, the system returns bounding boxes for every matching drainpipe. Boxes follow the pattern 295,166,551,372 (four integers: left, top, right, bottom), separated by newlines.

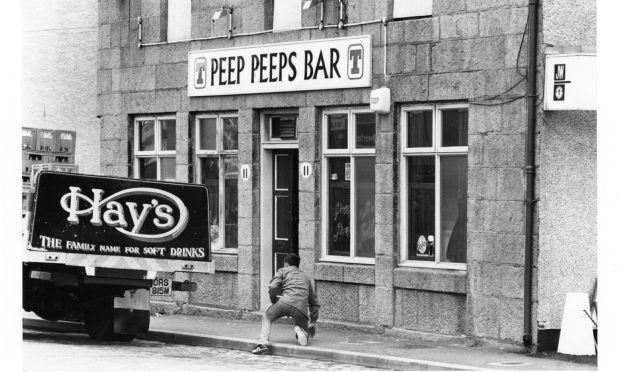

523,0,539,347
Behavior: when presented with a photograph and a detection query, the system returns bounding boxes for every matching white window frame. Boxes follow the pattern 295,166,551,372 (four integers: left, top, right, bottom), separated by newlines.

400,103,468,270
133,115,176,181
167,0,192,42
195,113,239,254
321,109,376,265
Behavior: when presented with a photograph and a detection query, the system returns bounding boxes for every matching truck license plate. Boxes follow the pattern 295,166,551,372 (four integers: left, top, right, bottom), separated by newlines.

151,277,171,296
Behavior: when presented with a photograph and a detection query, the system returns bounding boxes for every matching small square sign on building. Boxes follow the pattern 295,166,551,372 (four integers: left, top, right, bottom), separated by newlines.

544,51,596,110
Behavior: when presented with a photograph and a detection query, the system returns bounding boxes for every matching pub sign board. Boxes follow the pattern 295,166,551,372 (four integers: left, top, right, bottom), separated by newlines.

188,35,372,97
30,172,211,263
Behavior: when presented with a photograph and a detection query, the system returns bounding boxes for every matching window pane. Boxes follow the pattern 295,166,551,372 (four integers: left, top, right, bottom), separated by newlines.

167,0,191,42
440,156,467,263
270,115,297,140
160,119,176,151
328,114,348,149
199,118,217,150
201,157,220,248
407,156,435,261
407,111,432,148
139,157,157,180
354,157,375,258
441,109,468,147
224,156,238,248
393,0,432,18
223,117,238,150
160,157,176,181
273,0,301,30
355,113,376,148
138,120,155,151
328,157,350,256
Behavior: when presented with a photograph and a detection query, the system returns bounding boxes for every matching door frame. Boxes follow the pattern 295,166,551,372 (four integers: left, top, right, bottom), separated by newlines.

259,112,299,311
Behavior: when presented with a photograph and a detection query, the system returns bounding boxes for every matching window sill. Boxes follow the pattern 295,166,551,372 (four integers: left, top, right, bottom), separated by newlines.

394,266,467,294
319,256,375,265
314,262,375,285
398,260,466,271
212,248,238,255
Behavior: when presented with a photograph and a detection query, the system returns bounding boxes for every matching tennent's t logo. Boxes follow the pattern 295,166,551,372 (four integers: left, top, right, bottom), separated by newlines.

194,58,207,89
347,44,364,80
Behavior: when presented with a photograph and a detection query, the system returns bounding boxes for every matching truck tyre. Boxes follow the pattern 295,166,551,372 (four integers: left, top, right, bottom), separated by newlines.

33,308,62,322
33,292,66,321
84,296,142,342
84,297,114,341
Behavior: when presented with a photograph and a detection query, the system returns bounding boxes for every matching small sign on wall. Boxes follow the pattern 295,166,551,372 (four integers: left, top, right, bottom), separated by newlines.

300,162,312,178
240,164,251,182
544,52,596,110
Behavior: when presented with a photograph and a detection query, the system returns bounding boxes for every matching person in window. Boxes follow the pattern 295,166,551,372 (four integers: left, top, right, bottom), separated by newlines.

251,253,320,355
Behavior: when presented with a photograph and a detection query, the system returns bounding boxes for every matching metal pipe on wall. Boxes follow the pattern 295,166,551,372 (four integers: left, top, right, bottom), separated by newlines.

523,0,539,348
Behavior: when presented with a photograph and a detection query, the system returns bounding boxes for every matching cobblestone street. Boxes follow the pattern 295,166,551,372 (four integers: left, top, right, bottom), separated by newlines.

23,330,387,371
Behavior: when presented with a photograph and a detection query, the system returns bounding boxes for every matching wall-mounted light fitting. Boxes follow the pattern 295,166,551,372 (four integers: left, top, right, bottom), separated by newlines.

212,5,234,39
338,0,345,29
137,16,143,46
212,5,231,20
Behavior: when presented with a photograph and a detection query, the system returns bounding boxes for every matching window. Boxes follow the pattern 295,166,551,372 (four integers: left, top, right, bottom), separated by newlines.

393,0,432,19
134,116,176,181
322,110,376,263
268,114,298,141
167,0,191,42
195,114,239,252
400,104,468,269
273,0,301,30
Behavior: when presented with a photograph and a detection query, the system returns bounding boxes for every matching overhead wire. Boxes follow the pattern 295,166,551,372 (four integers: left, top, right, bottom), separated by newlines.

470,7,532,106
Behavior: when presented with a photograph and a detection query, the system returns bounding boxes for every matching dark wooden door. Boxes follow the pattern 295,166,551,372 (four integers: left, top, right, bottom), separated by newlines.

272,150,299,276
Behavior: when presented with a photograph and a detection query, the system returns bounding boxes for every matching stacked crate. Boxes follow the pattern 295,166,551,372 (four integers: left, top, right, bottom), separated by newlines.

22,127,77,186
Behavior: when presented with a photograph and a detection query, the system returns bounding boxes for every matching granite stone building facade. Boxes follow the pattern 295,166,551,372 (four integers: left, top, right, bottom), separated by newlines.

97,0,596,350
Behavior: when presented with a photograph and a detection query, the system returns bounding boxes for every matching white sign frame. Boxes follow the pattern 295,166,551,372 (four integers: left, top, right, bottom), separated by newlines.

188,36,372,97
240,164,251,182
543,53,596,111
300,162,312,178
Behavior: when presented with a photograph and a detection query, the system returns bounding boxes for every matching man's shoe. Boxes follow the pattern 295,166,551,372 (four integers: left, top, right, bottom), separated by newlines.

251,344,270,355
308,325,316,338
294,326,308,346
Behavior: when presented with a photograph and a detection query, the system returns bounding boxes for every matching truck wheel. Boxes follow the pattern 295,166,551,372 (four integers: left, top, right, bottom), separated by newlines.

33,294,66,321
84,297,114,341
111,308,149,342
33,308,61,322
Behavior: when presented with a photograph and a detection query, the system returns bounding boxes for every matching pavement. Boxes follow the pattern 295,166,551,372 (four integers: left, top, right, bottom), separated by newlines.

23,310,597,371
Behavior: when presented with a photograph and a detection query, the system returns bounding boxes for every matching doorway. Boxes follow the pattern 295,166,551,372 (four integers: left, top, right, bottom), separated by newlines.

260,147,299,310
271,149,299,275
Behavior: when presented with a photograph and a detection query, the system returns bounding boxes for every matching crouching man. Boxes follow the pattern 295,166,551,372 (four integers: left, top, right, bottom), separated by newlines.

251,253,320,355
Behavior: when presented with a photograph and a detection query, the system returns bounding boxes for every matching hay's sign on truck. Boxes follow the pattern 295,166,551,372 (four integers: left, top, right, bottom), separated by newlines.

31,172,211,264
23,172,212,341
188,35,372,96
